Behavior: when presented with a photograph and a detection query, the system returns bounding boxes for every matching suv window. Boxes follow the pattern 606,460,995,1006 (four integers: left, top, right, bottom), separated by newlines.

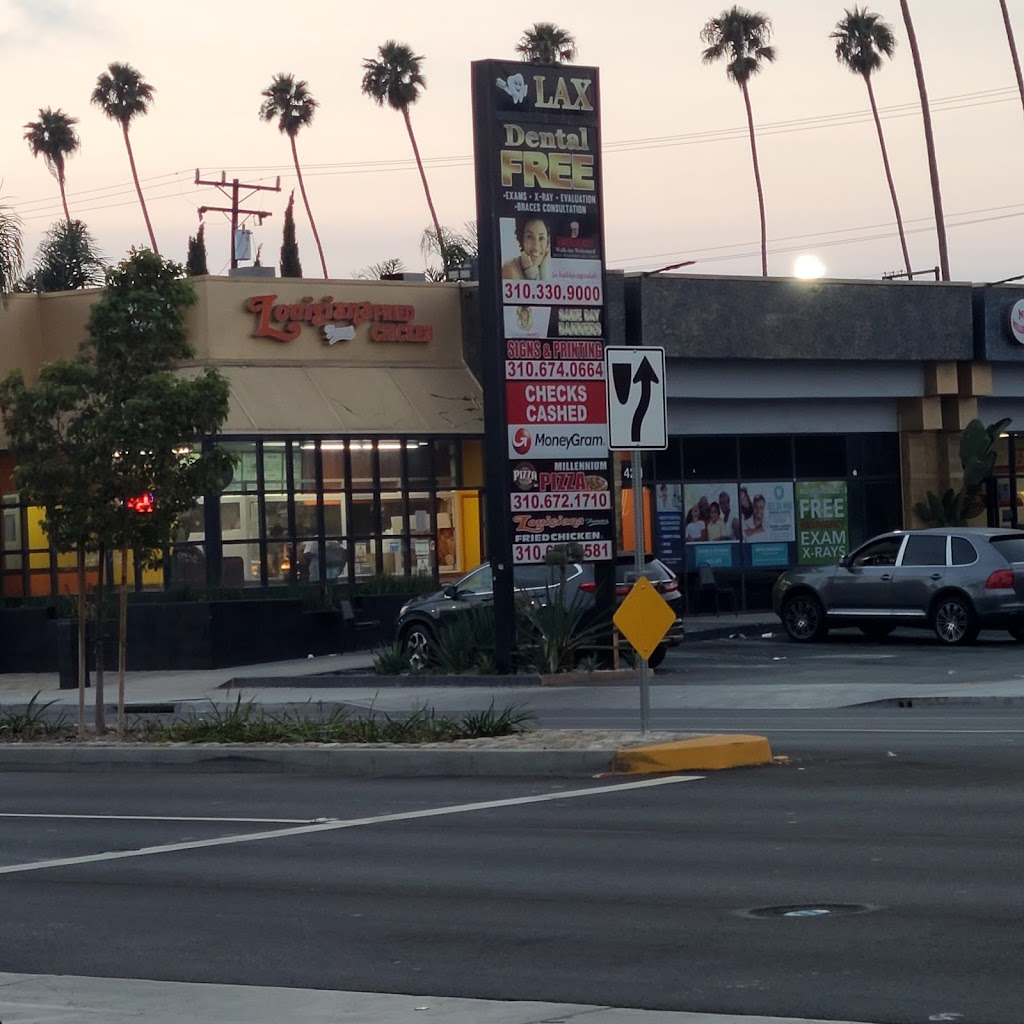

457,565,493,595
616,558,673,583
901,535,948,567
514,565,557,589
851,535,904,568
990,535,1024,564
951,536,978,565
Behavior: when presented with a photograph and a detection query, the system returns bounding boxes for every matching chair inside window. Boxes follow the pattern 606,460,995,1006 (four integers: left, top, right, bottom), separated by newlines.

698,563,737,616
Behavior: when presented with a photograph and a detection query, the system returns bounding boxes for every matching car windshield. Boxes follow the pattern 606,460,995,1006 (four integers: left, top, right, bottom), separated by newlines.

990,535,1024,563
456,566,493,594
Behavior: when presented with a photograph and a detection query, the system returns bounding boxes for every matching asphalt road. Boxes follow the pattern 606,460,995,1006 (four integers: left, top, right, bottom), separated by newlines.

2,735,1023,1024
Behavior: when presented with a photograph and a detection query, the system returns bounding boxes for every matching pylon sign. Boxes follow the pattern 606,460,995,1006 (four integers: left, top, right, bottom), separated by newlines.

605,347,668,450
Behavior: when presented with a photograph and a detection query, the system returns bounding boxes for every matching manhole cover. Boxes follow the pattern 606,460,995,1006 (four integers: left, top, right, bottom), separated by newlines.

739,903,875,919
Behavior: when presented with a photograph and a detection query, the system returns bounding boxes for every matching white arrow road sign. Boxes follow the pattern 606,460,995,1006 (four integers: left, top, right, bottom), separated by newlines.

605,346,668,450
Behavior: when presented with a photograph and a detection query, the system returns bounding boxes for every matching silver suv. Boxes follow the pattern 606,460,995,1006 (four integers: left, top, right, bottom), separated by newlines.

772,528,1024,646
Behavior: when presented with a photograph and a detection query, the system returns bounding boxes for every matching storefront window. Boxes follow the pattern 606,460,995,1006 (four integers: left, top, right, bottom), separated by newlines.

739,436,792,480
352,538,380,577
407,441,432,486
433,440,457,487
223,442,259,493
378,440,403,489
294,442,317,491
350,493,380,536
795,435,846,477
683,436,737,480
350,441,374,487
461,440,484,487
321,443,346,489
294,494,318,536
263,444,287,491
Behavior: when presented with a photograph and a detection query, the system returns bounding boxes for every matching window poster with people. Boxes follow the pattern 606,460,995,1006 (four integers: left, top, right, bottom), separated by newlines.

738,482,795,567
473,59,613,565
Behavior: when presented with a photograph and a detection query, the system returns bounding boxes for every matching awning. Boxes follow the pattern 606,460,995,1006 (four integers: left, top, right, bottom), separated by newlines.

194,364,485,436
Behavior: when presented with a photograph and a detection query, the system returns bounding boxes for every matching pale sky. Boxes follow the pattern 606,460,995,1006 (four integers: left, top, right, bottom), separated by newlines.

3,0,1024,285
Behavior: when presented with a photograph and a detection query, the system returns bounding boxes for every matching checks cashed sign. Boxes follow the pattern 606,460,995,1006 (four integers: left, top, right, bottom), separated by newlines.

473,61,613,565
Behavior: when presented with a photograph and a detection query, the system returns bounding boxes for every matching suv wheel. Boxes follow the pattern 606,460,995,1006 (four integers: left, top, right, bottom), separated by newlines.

782,593,827,643
933,595,978,646
400,622,435,670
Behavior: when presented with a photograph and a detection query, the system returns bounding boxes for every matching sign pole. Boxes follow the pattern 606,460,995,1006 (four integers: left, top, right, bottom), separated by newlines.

632,450,650,736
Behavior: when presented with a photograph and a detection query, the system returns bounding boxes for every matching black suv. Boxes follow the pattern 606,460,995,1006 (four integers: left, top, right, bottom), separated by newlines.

394,556,685,669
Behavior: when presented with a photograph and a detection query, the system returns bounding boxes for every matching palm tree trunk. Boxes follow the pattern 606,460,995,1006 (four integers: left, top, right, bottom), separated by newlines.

402,107,446,269
900,0,950,281
864,73,912,279
290,135,328,279
122,124,158,254
76,545,86,740
740,82,768,278
1000,0,1024,118
59,176,71,225
117,542,128,736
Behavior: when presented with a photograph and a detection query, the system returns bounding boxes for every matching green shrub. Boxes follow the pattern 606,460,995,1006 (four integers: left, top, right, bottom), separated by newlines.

0,692,72,740
432,607,499,674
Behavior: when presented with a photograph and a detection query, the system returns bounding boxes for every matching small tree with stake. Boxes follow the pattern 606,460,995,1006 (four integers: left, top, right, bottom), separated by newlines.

3,250,232,736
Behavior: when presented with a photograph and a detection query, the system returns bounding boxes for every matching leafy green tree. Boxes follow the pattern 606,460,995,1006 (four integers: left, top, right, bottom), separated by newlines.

361,42,445,267
0,357,104,736
0,199,24,300
832,8,911,278
23,219,105,292
898,1,949,280
701,6,777,278
515,22,578,64
3,250,232,733
186,223,209,276
23,107,80,223
259,74,327,278
91,62,159,253
280,190,303,277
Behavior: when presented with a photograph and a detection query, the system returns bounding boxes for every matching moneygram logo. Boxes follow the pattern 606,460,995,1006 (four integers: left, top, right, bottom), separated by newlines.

512,428,533,455
534,431,605,450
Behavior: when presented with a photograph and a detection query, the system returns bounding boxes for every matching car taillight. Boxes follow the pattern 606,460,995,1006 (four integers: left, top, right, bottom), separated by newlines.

579,582,597,593
986,569,1015,589
615,584,631,596
660,580,679,592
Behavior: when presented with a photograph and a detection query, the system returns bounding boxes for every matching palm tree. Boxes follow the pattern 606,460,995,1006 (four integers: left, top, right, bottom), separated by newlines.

23,108,80,223
701,6,777,277
998,1,1024,119
832,8,912,278
515,23,578,64
259,74,328,279
0,200,24,300
361,42,445,267
91,63,159,253
898,1,950,281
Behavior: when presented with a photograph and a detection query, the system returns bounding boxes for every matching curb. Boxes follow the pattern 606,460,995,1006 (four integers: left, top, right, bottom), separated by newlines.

612,734,773,774
0,733,771,778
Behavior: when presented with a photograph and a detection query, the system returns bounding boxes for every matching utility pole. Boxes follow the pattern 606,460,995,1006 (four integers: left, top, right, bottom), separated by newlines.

882,267,940,282
195,171,281,270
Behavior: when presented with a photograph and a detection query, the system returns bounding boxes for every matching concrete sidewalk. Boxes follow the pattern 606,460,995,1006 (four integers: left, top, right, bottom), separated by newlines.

0,972,875,1024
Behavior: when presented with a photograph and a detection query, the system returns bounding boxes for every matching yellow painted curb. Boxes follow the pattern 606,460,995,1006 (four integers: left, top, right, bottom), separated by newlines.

612,734,773,774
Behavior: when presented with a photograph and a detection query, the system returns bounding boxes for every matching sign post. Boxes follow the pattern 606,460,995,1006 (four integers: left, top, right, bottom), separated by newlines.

605,346,669,734
472,61,614,672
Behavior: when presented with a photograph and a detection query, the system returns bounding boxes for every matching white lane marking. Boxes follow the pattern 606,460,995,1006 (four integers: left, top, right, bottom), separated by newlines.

0,776,700,878
0,813,317,824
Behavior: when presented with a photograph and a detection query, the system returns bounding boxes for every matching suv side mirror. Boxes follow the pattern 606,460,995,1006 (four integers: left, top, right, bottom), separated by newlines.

839,554,852,569
443,585,459,600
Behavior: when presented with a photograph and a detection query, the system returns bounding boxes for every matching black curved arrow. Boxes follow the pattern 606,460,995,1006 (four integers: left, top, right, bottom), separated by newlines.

631,356,659,442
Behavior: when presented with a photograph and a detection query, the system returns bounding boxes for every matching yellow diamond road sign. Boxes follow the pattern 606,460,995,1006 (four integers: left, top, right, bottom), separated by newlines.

612,575,677,661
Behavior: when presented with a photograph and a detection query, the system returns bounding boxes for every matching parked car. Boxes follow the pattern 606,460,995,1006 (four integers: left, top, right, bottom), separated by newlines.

395,555,685,669
772,527,1024,646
